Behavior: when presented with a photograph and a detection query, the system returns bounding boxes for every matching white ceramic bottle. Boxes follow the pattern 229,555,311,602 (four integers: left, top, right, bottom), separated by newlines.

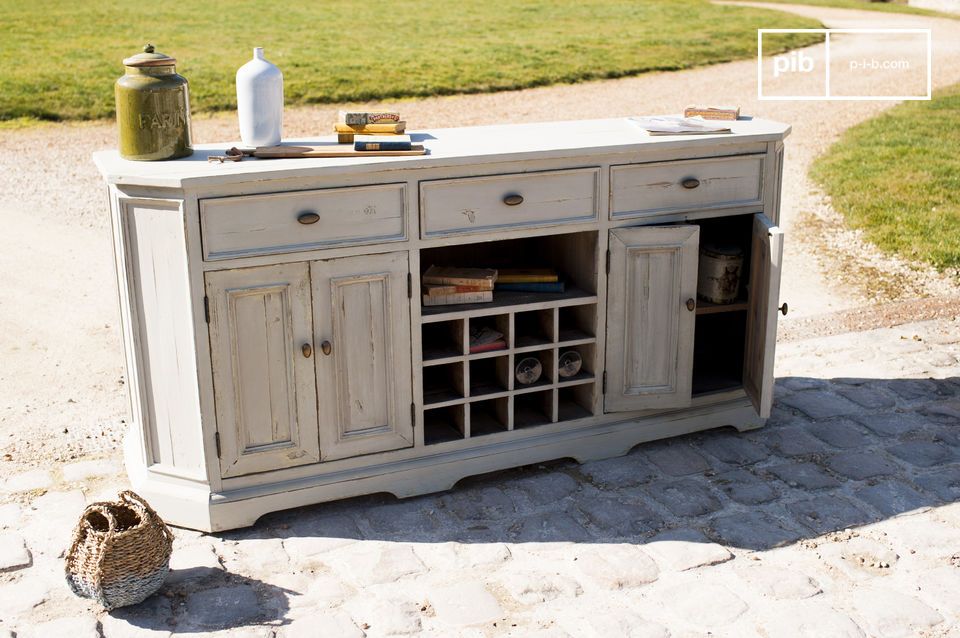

236,47,283,147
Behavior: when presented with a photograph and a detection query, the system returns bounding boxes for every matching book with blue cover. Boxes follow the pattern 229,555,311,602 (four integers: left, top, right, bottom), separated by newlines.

355,134,412,151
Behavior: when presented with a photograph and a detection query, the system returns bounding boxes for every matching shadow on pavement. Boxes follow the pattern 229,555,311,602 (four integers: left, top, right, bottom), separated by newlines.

108,567,293,634
232,375,960,551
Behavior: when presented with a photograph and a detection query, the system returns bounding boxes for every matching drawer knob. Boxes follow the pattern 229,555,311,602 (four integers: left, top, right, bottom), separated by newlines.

297,212,320,225
686,298,696,312
320,340,332,356
779,302,789,316
503,193,524,206
681,178,700,190
301,343,313,358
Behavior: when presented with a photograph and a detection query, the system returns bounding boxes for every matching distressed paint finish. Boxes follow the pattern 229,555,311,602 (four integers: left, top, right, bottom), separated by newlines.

200,183,406,260
96,118,790,531
420,167,599,236
605,225,699,411
120,199,205,474
744,214,784,418
311,251,414,461
610,154,764,219
206,263,320,477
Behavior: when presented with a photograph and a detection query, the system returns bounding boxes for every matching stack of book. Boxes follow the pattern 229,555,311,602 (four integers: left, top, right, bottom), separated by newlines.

335,110,413,151
495,268,564,293
422,266,497,306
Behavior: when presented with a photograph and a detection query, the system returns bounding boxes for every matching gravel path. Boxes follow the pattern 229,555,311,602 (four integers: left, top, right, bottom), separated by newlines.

1,2,959,466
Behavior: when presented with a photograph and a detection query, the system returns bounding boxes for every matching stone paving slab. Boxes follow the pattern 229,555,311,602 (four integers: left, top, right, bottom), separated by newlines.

0,317,958,636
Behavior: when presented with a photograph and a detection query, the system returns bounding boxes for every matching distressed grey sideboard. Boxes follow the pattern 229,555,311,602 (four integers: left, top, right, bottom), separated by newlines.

94,117,789,531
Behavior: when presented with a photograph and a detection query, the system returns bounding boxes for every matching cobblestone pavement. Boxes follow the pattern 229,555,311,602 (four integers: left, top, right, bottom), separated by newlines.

2,316,958,637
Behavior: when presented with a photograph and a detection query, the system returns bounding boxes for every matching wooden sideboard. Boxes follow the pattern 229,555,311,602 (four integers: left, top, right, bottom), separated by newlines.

94,117,789,531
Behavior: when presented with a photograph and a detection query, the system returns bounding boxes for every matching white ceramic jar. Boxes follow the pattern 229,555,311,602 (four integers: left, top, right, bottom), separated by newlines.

236,47,283,147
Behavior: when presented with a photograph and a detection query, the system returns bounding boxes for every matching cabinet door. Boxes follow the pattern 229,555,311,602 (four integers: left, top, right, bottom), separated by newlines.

744,213,784,418
605,226,699,412
311,252,413,460
206,264,320,478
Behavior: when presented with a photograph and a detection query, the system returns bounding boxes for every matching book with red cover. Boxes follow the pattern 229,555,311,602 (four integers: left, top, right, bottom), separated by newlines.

469,340,507,354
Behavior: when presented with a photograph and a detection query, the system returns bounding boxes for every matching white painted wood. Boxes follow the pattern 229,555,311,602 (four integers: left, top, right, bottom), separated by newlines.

100,117,790,531
610,154,764,219
311,252,414,460
119,198,206,475
200,183,406,260
420,167,599,236
744,214,784,419
206,264,320,477
605,226,699,411
131,398,762,531
93,117,791,189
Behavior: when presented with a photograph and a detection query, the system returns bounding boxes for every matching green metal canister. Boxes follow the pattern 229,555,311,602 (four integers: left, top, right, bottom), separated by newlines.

115,44,193,161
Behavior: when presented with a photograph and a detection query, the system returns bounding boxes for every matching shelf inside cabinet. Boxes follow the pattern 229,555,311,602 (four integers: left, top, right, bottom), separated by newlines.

469,356,511,398
514,390,555,428
418,230,600,443
470,398,510,437
421,287,597,321
424,405,467,445
422,318,466,362
696,298,749,315
558,385,594,421
691,310,746,396
422,362,466,406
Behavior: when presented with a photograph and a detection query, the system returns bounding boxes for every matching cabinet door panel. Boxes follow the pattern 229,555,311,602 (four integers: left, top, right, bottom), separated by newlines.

744,213,784,418
207,264,319,478
605,226,699,412
311,252,413,460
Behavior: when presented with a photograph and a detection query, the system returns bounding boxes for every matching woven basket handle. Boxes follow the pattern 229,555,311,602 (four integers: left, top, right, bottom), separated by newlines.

84,503,119,534
66,501,117,570
119,490,174,544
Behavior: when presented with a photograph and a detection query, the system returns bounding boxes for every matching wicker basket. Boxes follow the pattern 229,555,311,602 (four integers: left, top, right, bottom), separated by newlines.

65,490,174,610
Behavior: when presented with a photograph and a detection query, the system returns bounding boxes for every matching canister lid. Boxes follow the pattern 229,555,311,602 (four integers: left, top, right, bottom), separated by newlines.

700,243,743,259
123,44,176,67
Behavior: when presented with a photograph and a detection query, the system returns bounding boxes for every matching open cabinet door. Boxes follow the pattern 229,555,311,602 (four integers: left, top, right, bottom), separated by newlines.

605,225,699,412
744,213,784,418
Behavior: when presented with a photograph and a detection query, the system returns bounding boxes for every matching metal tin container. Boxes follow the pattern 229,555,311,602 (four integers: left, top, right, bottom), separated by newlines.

697,243,744,304
115,44,193,161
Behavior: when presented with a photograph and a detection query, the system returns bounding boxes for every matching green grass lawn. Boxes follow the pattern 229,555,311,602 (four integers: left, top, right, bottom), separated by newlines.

811,83,960,272
0,0,821,123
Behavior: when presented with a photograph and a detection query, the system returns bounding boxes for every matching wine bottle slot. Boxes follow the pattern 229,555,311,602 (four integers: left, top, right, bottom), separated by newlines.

515,357,543,385
557,351,583,378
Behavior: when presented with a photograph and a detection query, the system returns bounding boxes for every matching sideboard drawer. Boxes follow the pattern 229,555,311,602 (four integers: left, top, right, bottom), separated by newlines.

420,167,600,237
610,154,764,219
200,183,406,260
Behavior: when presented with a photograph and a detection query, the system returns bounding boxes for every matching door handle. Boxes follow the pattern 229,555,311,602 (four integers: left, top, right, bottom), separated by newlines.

686,298,696,312
779,303,788,316
681,178,700,189
320,340,332,356
503,193,524,206
301,343,313,358
297,212,320,225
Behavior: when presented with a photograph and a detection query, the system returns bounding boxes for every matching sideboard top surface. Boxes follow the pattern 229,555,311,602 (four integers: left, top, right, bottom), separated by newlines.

93,117,791,189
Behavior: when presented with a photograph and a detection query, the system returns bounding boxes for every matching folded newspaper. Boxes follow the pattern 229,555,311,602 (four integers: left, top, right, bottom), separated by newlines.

628,116,732,135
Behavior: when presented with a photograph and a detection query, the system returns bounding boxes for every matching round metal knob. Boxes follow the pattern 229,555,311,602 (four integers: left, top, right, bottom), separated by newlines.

681,178,700,190
503,193,524,206
686,298,696,312
779,302,788,316
297,212,320,225
301,343,313,358
320,340,332,356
